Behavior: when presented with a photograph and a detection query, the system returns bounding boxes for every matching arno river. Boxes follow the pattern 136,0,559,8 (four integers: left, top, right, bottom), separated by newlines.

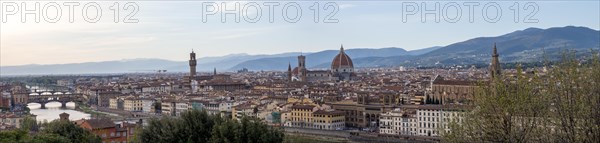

25,85,91,122
28,102,90,122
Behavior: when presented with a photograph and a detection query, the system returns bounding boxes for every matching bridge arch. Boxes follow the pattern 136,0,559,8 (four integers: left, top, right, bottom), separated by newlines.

25,93,83,109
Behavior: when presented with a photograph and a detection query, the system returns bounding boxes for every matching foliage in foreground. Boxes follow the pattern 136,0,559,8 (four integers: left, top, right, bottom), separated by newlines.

443,53,600,143
0,119,101,143
135,109,284,143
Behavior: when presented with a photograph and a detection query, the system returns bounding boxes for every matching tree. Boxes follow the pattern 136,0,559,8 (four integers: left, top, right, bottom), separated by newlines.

23,107,31,114
30,133,70,143
136,110,283,143
136,110,221,143
0,120,98,143
443,52,600,143
42,120,101,143
444,64,551,142
0,129,30,143
545,52,600,142
20,116,39,132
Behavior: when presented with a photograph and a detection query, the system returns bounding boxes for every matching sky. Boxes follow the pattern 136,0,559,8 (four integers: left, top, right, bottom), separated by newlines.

1,0,599,66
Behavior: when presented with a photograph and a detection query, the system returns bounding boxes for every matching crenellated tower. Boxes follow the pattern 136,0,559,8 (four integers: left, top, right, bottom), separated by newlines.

189,50,197,78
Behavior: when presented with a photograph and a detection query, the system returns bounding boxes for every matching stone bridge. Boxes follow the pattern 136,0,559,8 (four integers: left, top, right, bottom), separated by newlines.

27,91,84,109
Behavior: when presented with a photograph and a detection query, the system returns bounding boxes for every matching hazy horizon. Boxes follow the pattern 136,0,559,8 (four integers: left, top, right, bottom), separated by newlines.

1,1,599,66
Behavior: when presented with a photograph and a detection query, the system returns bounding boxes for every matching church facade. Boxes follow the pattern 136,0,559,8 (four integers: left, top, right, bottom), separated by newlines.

288,45,355,82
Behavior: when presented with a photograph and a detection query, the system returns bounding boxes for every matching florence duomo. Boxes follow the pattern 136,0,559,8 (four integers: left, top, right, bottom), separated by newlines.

288,45,355,82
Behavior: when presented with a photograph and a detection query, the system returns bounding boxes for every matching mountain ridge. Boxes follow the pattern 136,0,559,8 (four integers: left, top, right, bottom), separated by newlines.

1,26,598,75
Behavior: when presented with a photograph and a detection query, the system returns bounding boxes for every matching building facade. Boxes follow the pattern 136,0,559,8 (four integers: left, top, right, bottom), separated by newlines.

286,105,316,128
312,110,346,130
123,96,142,112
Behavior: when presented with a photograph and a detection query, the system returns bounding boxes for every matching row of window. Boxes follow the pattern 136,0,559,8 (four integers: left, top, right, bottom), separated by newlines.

313,119,344,123
291,112,312,116
379,121,414,127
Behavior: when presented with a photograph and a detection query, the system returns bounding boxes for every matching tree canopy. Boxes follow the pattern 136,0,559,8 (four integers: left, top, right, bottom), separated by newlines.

135,109,284,143
443,52,600,142
0,119,100,143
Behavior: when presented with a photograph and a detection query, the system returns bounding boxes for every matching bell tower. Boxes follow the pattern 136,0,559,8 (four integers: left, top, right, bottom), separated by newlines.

287,62,292,82
189,50,197,78
490,43,501,79
297,54,306,81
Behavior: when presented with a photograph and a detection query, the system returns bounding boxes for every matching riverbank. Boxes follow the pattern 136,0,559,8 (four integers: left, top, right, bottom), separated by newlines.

76,105,123,120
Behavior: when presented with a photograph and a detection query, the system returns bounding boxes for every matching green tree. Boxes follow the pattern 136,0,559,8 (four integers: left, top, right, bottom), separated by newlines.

137,110,221,143
30,133,70,143
41,120,101,143
23,107,31,114
443,52,600,143
20,116,39,132
136,110,283,143
0,130,30,143
545,52,600,142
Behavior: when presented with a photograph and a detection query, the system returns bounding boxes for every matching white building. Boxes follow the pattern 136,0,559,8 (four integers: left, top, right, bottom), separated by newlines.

175,102,189,117
378,106,464,137
416,106,464,137
379,110,401,135
402,114,418,136
379,109,419,136
141,98,156,113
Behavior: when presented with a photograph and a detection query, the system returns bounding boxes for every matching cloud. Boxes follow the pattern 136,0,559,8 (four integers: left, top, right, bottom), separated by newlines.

210,27,282,40
339,4,357,9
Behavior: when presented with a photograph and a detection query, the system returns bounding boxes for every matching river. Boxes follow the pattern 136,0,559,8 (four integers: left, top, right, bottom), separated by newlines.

25,85,90,122
28,102,91,122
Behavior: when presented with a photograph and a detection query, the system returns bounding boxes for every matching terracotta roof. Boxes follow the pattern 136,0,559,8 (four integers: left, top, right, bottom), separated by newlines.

313,110,344,116
331,46,354,69
0,113,20,118
234,102,256,110
292,67,299,75
84,118,115,129
291,104,315,110
433,80,476,86
432,75,476,86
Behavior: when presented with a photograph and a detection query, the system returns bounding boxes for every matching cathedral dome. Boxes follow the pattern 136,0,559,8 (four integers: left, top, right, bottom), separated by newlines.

331,46,354,69
292,67,299,75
